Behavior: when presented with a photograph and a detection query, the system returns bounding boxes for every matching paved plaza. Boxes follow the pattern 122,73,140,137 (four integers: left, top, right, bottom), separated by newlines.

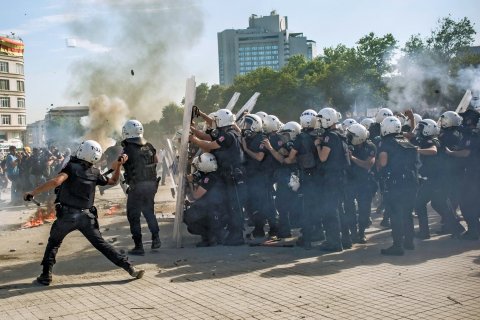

0,184,479,320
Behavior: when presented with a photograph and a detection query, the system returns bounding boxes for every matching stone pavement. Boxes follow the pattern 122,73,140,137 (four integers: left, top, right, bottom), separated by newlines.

0,185,479,319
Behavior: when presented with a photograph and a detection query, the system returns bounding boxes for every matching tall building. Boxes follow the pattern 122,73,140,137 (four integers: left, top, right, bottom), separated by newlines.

0,35,26,143
26,120,46,148
44,106,89,147
218,11,316,85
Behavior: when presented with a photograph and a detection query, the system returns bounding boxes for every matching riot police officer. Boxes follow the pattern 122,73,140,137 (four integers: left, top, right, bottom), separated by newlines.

240,114,268,238
24,140,144,285
446,108,480,240
344,123,377,244
315,107,348,252
121,120,160,255
189,108,246,245
184,153,226,247
377,116,419,255
283,110,321,249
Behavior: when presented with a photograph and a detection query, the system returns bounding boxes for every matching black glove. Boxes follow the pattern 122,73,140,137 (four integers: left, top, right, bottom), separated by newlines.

192,105,200,118
24,193,34,201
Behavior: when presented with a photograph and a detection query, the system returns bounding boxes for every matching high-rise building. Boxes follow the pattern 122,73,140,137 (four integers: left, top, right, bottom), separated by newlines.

0,35,26,143
218,11,316,85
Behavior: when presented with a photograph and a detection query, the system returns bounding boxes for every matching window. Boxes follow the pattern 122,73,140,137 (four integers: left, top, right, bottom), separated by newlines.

0,79,9,90
18,115,26,125
0,61,8,73
1,115,11,125
16,63,24,75
17,80,24,92
0,97,10,108
17,98,25,108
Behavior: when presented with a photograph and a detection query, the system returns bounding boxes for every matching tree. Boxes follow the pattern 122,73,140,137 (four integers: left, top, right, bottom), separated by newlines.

159,103,183,133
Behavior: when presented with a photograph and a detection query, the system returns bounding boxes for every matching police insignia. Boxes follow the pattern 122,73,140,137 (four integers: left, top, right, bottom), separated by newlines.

259,144,264,149
218,136,225,142
324,136,329,143
466,140,471,146
203,177,209,183
278,140,283,146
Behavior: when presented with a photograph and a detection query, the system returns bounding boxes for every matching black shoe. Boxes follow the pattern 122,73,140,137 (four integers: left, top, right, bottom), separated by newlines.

415,232,430,240
224,234,245,246
318,242,343,252
36,272,52,286
380,245,404,256
252,228,265,239
356,232,367,244
277,232,292,239
128,246,145,256
460,231,480,241
296,237,312,250
403,241,415,250
151,234,161,249
128,266,145,279
195,240,211,247
380,218,391,229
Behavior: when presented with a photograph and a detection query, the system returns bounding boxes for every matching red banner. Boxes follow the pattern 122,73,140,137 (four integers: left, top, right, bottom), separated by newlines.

0,36,24,57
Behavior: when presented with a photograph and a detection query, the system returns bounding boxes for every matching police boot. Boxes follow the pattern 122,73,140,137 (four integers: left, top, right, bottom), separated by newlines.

151,233,161,249
36,264,52,286
380,245,404,256
356,229,367,244
127,265,145,279
128,238,145,256
224,231,245,246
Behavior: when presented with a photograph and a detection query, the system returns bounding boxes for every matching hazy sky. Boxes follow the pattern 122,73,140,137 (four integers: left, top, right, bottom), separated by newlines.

1,0,479,123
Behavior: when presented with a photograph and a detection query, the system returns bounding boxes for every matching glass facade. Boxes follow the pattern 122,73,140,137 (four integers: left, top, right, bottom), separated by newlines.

238,44,280,75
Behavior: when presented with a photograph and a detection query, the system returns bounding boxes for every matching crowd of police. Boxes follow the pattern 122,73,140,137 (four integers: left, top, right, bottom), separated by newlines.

186,103,480,254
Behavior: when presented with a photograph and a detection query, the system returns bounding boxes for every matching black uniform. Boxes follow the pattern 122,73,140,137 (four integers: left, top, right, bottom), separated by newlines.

457,127,480,238
40,158,132,278
184,170,227,246
319,129,349,250
413,135,464,238
211,126,246,245
343,140,377,242
122,138,159,250
378,134,418,254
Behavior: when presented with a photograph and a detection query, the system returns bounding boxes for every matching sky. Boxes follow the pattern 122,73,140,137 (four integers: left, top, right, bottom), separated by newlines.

1,0,479,124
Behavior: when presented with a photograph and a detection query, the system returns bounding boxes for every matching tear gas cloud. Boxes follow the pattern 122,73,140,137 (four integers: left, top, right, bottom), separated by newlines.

66,0,204,145
386,53,480,115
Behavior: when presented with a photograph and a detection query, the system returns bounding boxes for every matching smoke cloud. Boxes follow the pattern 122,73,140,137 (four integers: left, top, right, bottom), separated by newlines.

386,53,480,116
66,0,204,132
81,95,129,148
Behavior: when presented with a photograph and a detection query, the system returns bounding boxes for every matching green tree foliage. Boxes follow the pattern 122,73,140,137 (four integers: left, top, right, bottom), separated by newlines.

159,102,183,133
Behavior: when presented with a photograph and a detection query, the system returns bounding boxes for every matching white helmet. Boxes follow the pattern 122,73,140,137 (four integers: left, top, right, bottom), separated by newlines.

243,114,263,133
122,120,144,139
375,108,394,123
360,118,375,130
415,119,440,137
279,121,301,140
438,111,462,128
318,107,339,129
263,114,282,133
255,111,268,121
347,123,369,145
214,109,235,128
76,140,103,164
342,118,358,131
299,109,317,129
380,116,402,136
192,152,217,173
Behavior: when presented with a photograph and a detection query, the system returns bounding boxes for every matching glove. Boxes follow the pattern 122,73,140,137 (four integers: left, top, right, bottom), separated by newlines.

24,193,34,201
288,173,300,192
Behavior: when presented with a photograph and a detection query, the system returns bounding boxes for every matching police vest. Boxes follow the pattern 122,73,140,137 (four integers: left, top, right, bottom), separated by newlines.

322,129,351,173
296,131,317,170
212,127,244,171
381,134,418,180
122,141,157,184
57,161,99,209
